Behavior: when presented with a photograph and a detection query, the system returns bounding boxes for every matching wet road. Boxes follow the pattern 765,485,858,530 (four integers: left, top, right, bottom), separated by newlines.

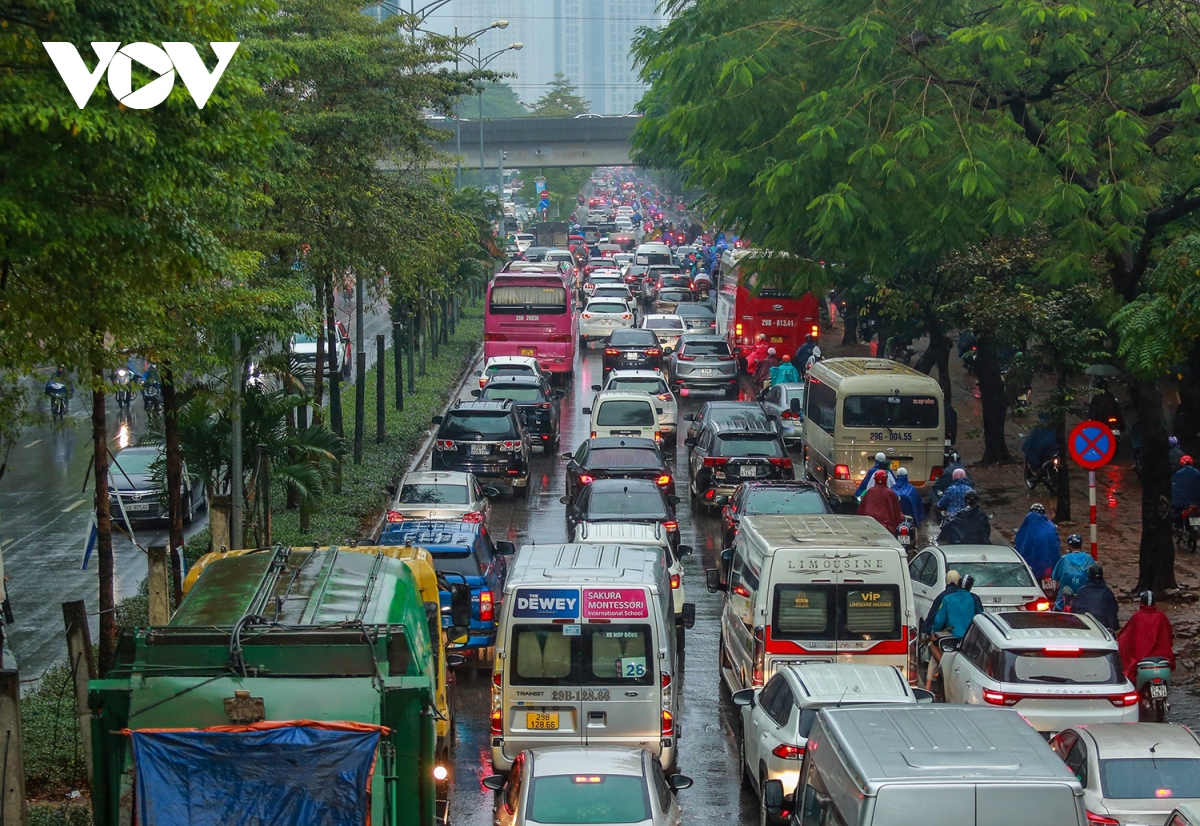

436,339,761,826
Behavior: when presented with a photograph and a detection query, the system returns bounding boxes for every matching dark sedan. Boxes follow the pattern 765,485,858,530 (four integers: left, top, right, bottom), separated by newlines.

560,478,680,551
720,480,832,548
561,436,675,501
473,376,564,451
602,327,663,375
109,444,207,524
683,400,772,444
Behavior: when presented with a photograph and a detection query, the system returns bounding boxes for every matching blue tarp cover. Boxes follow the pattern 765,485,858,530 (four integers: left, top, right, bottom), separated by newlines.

131,723,381,826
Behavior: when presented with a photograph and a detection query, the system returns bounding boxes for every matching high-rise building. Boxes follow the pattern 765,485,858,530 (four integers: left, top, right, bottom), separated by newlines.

368,0,667,115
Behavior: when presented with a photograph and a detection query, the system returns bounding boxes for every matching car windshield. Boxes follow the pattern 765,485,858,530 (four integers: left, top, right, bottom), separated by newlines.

1001,649,1123,685
596,401,656,427
682,340,730,356
746,489,828,514
1100,759,1200,800
398,484,469,505
645,318,684,331
440,411,515,440
607,377,669,395
430,551,482,578
481,386,544,403
588,489,666,518
949,561,1035,588
587,448,661,470
587,302,628,315
112,450,158,478
510,624,655,688
717,434,785,458
609,330,657,347
842,395,940,429
527,774,652,824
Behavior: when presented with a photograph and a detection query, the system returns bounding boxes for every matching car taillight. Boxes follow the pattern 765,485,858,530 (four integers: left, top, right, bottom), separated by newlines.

1086,813,1121,826
646,348,661,356
1110,692,1140,707
621,313,632,320
670,573,680,589
661,710,674,737
703,457,729,467
833,464,850,480
584,283,594,291
436,439,457,451
582,312,593,319
930,466,944,482
604,348,620,356
480,590,494,623
663,520,678,531
718,354,736,361
752,627,765,687
676,354,695,361
780,410,796,419
462,511,484,523
578,474,595,485
654,431,662,442
1023,598,1051,611
386,510,405,522
983,689,1019,706
657,393,672,401
656,474,671,486
769,457,793,468
772,744,805,760
490,709,502,734
500,440,521,452
539,403,551,410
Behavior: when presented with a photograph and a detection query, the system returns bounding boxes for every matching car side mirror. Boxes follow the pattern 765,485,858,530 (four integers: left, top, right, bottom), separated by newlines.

732,688,755,707
713,495,729,506
684,437,696,447
560,452,575,461
384,483,396,497
668,774,693,792
790,397,802,414
681,602,696,629
483,486,502,498
591,384,602,391
677,544,693,557
582,407,591,415
683,413,694,421
705,568,722,593
481,775,505,792
913,688,935,704
555,389,566,399
559,495,573,505
938,636,961,653
827,497,842,513
473,370,482,378
470,389,481,397
495,540,516,556
446,653,467,669
431,415,443,425
667,495,680,506
763,779,785,813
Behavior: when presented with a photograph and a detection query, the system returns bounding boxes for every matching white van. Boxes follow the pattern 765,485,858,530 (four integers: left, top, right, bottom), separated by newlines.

583,390,663,443
707,514,917,693
491,544,680,772
634,242,674,267
802,358,945,504
764,705,1086,826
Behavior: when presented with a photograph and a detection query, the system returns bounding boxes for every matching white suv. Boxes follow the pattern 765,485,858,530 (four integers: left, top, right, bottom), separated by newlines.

940,611,1137,734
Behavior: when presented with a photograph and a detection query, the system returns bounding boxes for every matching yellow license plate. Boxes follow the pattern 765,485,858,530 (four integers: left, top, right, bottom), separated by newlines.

770,336,784,344
526,712,559,730
520,347,536,357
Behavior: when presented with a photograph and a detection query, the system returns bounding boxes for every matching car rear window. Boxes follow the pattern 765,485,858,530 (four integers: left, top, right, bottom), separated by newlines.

481,386,544,404
708,406,769,427
399,484,469,505
440,411,516,439
609,329,657,347
588,489,667,518
682,340,730,356
1100,758,1200,800
510,624,654,687
999,612,1090,630
586,302,628,315
1002,649,1122,685
587,448,662,469
645,317,684,331
528,774,652,824
716,434,784,458
658,291,694,302
596,401,656,427
772,584,902,642
429,551,482,578
950,562,1034,588
485,364,536,379
842,394,940,429
607,377,669,395
661,276,691,288
745,489,828,514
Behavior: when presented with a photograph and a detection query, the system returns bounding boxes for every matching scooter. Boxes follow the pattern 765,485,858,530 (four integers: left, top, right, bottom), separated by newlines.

142,381,163,415
113,367,134,408
1174,505,1200,553
46,382,69,419
896,517,918,555
1136,657,1171,722
1024,455,1061,493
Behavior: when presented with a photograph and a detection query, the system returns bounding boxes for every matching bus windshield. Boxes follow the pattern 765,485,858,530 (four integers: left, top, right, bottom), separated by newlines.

842,395,940,429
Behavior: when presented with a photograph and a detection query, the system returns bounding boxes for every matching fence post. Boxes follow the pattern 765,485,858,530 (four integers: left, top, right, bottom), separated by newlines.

393,321,404,412
62,600,95,792
376,334,386,443
147,546,170,626
257,444,272,546
0,670,26,825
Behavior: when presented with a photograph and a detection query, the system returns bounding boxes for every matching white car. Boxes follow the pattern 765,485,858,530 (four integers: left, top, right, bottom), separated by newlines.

474,355,546,389
909,544,1049,623
616,205,634,217
613,252,634,268
590,284,635,306
385,470,495,525
582,270,624,298
640,314,686,353
514,233,535,252
595,368,679,446
940,610,1138,733
615,216,634,231
578,298,634,346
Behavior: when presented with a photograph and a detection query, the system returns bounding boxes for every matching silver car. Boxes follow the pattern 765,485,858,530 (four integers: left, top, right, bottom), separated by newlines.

909,544,1049,623
596,368,679,446
759,381,805,446
1049,723,1200,825
640,314,686,353
385,470,495,525
483,747,692,826
579,298,635,345
665,334,739,397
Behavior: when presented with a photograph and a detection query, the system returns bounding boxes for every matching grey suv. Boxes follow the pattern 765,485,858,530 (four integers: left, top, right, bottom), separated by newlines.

686,420,794,510
432,400,531,496
665,334,738,396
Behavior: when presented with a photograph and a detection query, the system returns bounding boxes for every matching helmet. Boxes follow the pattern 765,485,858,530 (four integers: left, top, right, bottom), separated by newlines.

896,467,909,477
805,334,815,344
1141,590,1155,607
811,346,822,359
952,468,967,480
874,470,889,484
964,491,980,506
1095,378,1109,390
781,354,791,362
961,574,975,591
1067,534,1083,549
946,570,961,585
767,347,777,356
875,452,887,463
1182,455,1194,467
1170,436,1179,448
1087,563,1104,582
1030,503,1046,514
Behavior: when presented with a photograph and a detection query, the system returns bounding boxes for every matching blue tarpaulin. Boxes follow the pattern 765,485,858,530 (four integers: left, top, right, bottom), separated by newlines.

131,722,382,826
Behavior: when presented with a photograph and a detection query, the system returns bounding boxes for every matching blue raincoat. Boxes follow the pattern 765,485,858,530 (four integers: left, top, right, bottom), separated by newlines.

1014,511,1060,581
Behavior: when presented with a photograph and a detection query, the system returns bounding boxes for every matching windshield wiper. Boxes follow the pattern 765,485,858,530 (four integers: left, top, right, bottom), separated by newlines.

1022,675,1072,683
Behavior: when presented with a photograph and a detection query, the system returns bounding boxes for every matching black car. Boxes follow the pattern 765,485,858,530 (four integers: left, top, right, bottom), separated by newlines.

683,400,772,444
431,400,531,496
109,444,207,524
602,328,663,374
686,420,795,510
473,375,564,451
561,436,675,501
673,304,717,333
720,480,831,548
560,478,680,551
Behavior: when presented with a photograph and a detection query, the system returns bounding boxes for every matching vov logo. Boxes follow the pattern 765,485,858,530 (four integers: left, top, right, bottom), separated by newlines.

43,42,240,110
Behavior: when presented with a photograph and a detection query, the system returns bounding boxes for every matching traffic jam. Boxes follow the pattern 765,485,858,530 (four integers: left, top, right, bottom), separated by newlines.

376,169,1198,826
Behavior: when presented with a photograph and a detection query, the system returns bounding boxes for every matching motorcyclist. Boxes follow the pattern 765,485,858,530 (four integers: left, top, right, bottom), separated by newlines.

804,345,824,374
936,468,974,517
1088,379,1123,429
45,365,73,398
771,354,801,386
960,573,984,613
794,335,817,373
856,453,896,497
927,569,983,690
1069,564,1119,633
858,470,905,534
944,402,958,447
1014,503,1060,584
892,467,925,527
745,333,770,375
933,451,972,496
1170,436,1185,469
938,491,991,544
1023,414,1058,473
1051,534,1093,610
1170,455,1200,520
1117,592,1175,683
754,347,780,389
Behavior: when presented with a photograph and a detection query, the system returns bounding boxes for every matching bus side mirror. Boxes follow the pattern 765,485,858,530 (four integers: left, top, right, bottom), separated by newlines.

449,582,472,631
681,602,696,629
705,568,722,593
763,780,785,814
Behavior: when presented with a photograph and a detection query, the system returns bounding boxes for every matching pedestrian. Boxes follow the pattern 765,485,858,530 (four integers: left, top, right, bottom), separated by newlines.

944,402,958,446
771,354,800,386
938,491,991,544
855,453,896,497
1014,503,1060,584
754,347,780,389
892,467,925,527
936,468,973,517
1051,534,1094,610
794,334,817,372
1117,592,1175,683
1069,564,1119,633
857,470,904,534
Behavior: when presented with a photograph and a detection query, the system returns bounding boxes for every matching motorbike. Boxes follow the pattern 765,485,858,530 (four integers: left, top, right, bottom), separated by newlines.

961,344,978,374
896,517,918,555
46,382,69,419
142,381,163,415
1174,505,1200,553
1024,455,1061,493
113,367,134,408
1013,386,1032,415
1136,657,1171,722
1103,413,1125,442
887,340,916,365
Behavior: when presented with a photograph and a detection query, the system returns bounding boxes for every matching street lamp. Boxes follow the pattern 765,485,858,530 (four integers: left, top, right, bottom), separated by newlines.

453,21,509,190
374,0,457,40
458,43,523,187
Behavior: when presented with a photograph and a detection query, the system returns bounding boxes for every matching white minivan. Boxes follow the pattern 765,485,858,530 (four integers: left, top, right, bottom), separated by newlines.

707,514,917,693
491,544,681,772
583,390,663,443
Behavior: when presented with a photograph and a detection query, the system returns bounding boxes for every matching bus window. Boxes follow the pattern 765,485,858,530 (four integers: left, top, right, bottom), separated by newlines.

805,381,836,435
842,395,939,429
489,285,568,315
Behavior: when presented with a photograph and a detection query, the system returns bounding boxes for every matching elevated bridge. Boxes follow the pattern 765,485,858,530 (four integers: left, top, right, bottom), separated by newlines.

408,116,640,170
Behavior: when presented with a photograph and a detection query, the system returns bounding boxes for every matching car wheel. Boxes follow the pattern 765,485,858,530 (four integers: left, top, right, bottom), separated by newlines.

738,724,753,791
184,490,195,525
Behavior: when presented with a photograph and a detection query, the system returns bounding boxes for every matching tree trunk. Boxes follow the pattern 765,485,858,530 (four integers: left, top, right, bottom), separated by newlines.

91,375,116,674
325,275,343,438
312,281,325,419
936,337,952,406
1053,372,1072,523
840,302,859,346
914,330,953,404
976,342,1012,463
1133,378,1177,591
161,364,185,607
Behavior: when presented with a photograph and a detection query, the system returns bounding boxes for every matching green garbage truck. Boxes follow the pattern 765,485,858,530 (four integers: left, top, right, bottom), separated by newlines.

89,544,470,826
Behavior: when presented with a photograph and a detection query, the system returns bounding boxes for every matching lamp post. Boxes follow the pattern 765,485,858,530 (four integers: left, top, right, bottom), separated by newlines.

453,21,508,190
457,43,523,186
374,0,457,41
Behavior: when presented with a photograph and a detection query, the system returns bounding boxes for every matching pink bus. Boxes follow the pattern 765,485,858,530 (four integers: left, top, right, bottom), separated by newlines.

484,274,577,377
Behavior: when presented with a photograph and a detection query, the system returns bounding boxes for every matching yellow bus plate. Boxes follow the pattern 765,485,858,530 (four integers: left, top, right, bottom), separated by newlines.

520,347,536,357
526,712,559,730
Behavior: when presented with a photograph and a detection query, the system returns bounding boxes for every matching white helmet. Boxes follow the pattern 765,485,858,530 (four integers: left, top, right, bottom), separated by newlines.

875,452,887,463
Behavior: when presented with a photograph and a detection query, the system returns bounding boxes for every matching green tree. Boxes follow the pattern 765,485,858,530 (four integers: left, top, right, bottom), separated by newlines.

458,81,529,119
532,73,591,117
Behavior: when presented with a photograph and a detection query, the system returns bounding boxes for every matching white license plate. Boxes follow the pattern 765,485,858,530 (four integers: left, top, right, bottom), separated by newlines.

1150,683,1168,698
124,503,151,511
740,465,762,477
601,319,614,325
700,369,713,377
1190,517,1199,527
470,444,489,455
623,353,639,360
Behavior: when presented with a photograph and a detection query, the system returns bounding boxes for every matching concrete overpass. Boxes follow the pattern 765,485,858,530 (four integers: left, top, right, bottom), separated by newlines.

417,115,639,170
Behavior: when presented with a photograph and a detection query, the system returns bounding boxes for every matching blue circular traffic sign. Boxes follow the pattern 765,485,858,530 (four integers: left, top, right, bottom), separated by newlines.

1068,420,1116,469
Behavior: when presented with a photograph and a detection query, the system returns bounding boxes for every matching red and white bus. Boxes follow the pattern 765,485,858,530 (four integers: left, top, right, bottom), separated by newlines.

715,249,821,362
484,274,577,377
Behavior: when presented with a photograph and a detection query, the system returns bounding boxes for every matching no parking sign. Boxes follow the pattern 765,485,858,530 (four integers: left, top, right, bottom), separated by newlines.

1067,419,1115,559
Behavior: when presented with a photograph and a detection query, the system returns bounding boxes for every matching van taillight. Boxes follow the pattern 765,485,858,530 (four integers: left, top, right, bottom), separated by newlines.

480,590,494,623
492,672,502,688
930,466,944,482
661,672,671,689
752,627,765,687
661,710,674,737
670,573,680,589
490,709,502,734
833,464,850,480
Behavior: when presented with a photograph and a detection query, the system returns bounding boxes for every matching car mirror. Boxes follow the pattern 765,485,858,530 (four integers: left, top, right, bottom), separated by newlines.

483,486,502,498
481,775,505,792
555,389,566,399
470,389,481,397
495,540,516,556
790,397,802,414
683,413,694,421
763,780,785,813
384,483,396,497
667,495,680,506
591,384,602,392
582,407,591,415
559,495,573,505
446,653,467,669
473,370,482,378
731,688,755,707
713,495,729,506
721,548,734,562
431,415,443,425
668,774,694,792
827,497,842,513
684,437,696,447
705,568,722,593
938,636,961,654
913,688,935,704
560,452,575,461
677,544,694,557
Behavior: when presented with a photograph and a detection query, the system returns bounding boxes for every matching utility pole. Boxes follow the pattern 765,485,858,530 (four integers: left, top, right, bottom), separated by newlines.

230,332,243,550
376,334,386,443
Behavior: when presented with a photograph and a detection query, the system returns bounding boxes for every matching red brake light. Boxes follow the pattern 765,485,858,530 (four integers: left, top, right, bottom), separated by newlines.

604,348,620,356
769,457,793,468
733,584,750,597
1024,598,1051,611
539,403,552,410
1043,646,1081,656
621,313,632,320
661,672,671,689
480,590,495,623
490,709,502,734
661,710,674,736
752,627,765,687
930,466,944,482
582,312,593,319
656,474,672,486
386,510,405,523
833,464,851,480
462,511,484,524
662,521,678,531
436,439,457,451
657,393,671,401
1086,813,1121,826
703,457,729,467
676,354,696,361
645,348,661,356
982,689,1018,706
780,410,797,419
772,744,805,760
1110,692,1140,707
670,573,680,589
578,474,595,485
